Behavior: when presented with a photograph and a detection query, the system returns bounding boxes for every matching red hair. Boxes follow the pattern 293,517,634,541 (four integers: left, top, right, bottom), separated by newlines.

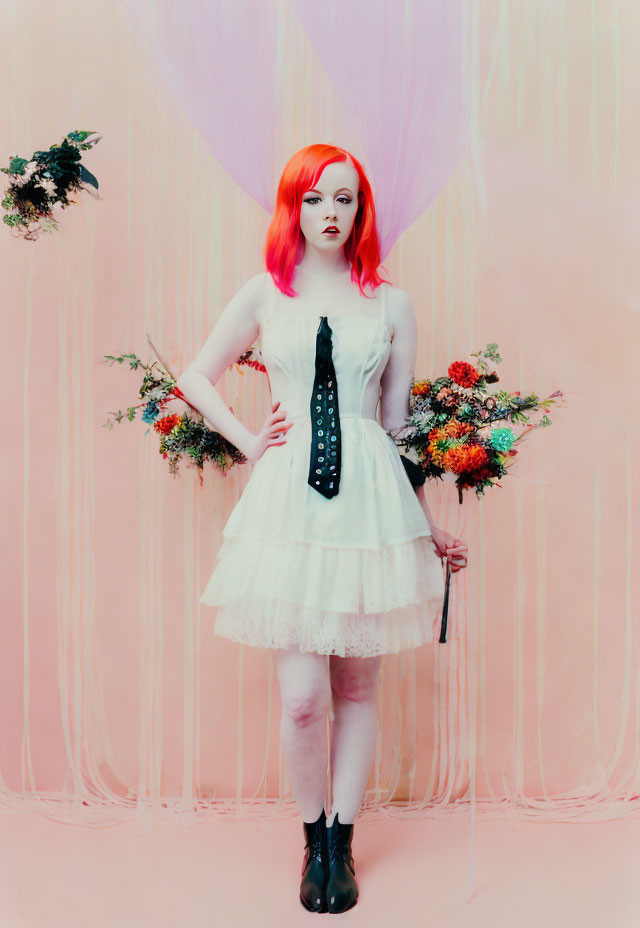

264,143,391,298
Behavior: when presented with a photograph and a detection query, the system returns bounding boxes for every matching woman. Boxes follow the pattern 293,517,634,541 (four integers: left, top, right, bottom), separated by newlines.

177,144,468,914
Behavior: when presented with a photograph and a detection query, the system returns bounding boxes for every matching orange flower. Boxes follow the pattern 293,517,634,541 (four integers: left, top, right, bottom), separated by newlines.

443,419,474,439
441,446,466,474
442,443,489,474
412,380,431,396
429,444,445,467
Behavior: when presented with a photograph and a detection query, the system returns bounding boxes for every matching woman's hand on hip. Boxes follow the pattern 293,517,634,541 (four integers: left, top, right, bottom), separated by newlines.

244,400,293,466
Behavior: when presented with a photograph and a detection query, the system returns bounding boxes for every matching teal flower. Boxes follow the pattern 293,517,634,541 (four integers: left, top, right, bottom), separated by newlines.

490,427,515,451
142,402,161,424
457,403,475,420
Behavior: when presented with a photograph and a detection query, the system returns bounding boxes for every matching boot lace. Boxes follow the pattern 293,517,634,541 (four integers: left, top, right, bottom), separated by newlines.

305,834,325,864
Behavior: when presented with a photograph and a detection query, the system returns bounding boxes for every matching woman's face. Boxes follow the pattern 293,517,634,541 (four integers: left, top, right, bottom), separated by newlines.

299,162,360,253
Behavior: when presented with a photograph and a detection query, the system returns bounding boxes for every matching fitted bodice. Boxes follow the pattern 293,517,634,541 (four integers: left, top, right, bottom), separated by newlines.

259,279,393,423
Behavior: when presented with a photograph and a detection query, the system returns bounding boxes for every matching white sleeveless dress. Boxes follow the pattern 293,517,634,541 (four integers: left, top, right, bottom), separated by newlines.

199,275,446,657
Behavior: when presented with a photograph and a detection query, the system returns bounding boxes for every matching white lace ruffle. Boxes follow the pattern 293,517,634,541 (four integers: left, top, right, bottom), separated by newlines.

200,533,446,657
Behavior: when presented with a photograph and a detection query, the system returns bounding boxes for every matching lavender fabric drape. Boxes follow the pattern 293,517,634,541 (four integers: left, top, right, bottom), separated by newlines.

124,0,280,211
293,0,471,259
123,0,470,258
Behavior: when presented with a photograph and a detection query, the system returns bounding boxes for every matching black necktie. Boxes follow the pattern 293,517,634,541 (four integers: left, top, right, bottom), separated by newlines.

308,315,341,498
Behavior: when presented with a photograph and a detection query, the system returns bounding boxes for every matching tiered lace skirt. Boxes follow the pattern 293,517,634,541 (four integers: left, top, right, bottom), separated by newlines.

200,415,446,657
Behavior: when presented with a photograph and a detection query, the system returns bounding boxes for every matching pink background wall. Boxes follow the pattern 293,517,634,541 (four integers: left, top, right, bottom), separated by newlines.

1,0,639,825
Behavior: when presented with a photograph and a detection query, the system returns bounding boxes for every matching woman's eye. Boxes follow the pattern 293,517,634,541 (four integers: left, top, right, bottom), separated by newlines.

303,196,352,205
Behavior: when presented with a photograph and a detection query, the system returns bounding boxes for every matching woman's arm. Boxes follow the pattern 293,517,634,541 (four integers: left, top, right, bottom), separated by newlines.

379,287,437,530
380,287,468,570
176,273,266,458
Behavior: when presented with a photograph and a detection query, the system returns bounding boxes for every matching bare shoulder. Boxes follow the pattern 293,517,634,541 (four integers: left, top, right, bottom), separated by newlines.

246,271,274,328
379,282,415,338
233,271,270,320
246,270,271,292
212,271,269,334
383,282,413,312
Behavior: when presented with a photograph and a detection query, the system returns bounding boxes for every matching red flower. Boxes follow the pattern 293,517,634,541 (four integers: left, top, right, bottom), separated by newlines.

154,413,182,434
448,360,480,389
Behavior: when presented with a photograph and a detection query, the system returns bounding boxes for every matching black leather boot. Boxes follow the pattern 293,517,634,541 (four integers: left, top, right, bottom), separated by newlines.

300,808,329,913
326,812,358,913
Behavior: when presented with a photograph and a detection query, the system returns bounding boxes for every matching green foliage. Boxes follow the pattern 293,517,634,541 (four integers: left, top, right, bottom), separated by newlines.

102,350,251,483
1,129,101,240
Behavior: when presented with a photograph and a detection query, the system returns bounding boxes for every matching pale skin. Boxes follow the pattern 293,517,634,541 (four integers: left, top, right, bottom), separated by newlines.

178,160,468,826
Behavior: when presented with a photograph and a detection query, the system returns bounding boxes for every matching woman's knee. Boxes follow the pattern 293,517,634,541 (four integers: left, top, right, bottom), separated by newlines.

281,686,331,726
272,646,331,726
330,655,382,703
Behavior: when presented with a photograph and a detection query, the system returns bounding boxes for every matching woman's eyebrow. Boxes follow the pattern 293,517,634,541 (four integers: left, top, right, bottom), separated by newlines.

306,187,354,195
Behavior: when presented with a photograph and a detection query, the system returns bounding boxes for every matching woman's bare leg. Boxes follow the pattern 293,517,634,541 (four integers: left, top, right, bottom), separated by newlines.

327,653,382,825
272,645,332,822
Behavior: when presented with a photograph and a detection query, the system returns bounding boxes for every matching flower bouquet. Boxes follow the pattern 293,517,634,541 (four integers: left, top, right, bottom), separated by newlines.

386,342,563,642
1,129,101,240
387,343,564,505
103,334,265,487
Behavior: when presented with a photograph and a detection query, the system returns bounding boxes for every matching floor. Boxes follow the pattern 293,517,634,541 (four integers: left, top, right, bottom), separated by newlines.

0,810,638,927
